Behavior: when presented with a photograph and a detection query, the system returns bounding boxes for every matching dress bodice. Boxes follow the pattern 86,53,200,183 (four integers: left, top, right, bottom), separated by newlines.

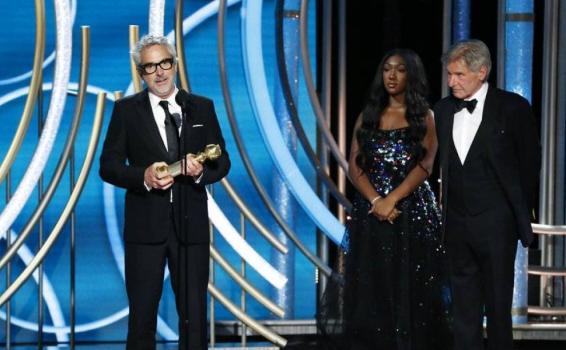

361,127,419,196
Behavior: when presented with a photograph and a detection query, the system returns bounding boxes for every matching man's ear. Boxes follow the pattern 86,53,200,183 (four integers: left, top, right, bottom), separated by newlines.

479,65,488,82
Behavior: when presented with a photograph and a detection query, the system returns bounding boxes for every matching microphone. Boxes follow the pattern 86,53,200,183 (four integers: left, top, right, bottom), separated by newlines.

174,89,189,173
164,113,181,129
175,89,190,110
171,112,182,129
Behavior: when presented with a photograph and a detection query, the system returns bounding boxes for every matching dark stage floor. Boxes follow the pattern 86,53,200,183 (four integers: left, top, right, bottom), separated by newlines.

282,335,566,350
3,338,566,349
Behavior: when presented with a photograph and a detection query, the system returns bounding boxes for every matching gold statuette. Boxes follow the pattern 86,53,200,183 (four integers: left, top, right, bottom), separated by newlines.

155,144,221,178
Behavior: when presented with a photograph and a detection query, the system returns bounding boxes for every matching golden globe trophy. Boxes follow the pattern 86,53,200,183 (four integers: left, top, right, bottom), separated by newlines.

155,144,221,178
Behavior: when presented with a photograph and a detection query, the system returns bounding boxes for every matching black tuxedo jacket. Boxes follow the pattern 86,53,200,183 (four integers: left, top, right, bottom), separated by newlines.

434,85,540,247
99,89,230,244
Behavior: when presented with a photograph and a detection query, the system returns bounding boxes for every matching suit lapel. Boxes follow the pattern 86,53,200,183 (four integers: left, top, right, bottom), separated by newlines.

179,93,198,155
466,85,498,160
184,93,200,127
440,98,458,169
438,98,458,210
181,94,203,143
135,90,169,157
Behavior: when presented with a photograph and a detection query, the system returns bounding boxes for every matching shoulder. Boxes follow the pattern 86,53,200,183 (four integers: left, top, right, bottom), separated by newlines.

187,93,214,107
493,87,531,110
425,108,435,122
354,112,364,130
433,96,452,113
114,90,146,109
432,96,453,123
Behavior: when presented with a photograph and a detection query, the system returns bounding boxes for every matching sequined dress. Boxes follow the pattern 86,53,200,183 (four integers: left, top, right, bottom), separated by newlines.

317,127,452,350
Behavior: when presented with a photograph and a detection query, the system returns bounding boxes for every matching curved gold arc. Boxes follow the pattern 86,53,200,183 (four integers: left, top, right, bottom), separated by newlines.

208,283,287,347
175,0,190,92
0,0,46,184
129,25,142,93
0,26,91,270
221,179,288,254
210,246,284,318
0,93,106,307
75,27,91,123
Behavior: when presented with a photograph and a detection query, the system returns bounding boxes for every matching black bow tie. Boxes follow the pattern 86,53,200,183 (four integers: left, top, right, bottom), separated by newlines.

455,99,478,114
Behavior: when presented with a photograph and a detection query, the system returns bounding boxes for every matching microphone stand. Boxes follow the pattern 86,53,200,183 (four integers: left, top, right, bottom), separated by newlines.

177,104,189,350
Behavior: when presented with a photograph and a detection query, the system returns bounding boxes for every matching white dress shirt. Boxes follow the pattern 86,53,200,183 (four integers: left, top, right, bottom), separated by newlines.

144,88,182,193
148,87,182,148
452,82,489,164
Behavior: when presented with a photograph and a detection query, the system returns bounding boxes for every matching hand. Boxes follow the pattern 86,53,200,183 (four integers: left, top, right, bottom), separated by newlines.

369,195,397,222
184,154,203,177
386,208,402,224
144,162,174,190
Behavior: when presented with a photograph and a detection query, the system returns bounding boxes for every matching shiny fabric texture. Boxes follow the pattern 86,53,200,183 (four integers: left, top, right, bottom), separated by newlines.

318,128,453,350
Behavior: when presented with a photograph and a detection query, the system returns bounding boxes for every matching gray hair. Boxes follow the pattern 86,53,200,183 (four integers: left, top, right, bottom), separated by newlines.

131,34,177,66
442,39,492,78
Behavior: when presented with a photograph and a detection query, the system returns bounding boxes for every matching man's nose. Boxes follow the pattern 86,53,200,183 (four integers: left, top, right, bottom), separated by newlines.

447,75,456,87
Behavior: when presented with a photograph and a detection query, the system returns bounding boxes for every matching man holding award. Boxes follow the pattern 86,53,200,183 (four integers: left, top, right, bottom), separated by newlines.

99,34,230,350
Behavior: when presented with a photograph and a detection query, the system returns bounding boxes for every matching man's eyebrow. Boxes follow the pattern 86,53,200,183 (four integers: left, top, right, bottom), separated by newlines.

141,58,172,65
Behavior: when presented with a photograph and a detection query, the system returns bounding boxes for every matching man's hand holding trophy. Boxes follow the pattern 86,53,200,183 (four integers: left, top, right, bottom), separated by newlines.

155,144,221,179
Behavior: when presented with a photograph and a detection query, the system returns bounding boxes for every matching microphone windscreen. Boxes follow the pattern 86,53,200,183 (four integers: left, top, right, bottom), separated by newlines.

175,89,189,108
171,113,182,128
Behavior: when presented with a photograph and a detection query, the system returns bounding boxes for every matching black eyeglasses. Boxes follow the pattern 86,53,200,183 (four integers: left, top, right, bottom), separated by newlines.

138,57,175,75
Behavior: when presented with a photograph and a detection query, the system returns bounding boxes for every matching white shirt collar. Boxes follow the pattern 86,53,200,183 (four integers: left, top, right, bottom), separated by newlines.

148,87,179,109
467,82,488,104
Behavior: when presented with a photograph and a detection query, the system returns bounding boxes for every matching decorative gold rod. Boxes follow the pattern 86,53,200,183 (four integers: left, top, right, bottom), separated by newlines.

0,93,106,306
210,246,285,318
0,26,91,270
175,0,190,92
208,284,287,347
221,179,288,254
0,0,46,184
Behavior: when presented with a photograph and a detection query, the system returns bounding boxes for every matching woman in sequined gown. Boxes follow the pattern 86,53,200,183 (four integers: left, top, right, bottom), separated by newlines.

317,49,452,350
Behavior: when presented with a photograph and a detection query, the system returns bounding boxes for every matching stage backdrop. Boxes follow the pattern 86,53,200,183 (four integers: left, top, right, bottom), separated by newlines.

0,0,318,344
